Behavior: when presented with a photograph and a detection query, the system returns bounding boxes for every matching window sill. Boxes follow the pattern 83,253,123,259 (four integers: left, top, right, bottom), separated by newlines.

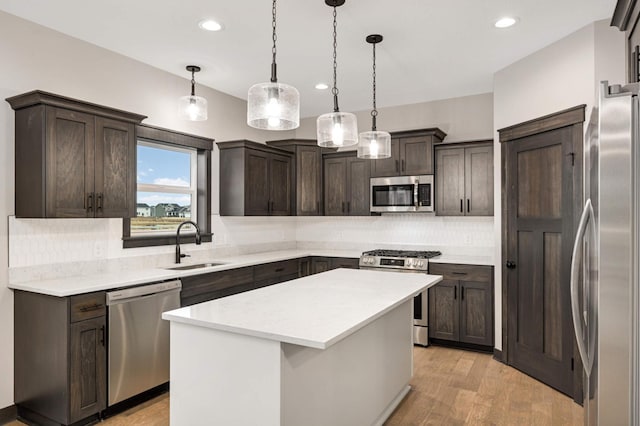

123,233,213,249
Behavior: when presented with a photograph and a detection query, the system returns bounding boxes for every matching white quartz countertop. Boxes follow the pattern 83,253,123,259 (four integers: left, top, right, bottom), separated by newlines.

8,249,361,297
162,268,442,349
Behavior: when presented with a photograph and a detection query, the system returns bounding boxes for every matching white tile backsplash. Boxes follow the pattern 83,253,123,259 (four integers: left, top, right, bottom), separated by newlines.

9,213,495,282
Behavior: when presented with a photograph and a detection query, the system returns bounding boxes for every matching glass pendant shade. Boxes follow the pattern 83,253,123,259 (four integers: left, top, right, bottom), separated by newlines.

247,82,300,130
178,95,208,121
357,130,391,159
317,112,358,148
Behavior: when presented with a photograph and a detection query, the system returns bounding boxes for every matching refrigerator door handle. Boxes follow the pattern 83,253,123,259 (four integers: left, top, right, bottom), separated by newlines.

570,198,595,377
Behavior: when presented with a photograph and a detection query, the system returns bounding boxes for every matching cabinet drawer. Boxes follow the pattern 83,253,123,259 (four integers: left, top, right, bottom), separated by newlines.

181,267,254,300
330,257,360,269
254,259,300,282
428,263,492,282
70,292,106,322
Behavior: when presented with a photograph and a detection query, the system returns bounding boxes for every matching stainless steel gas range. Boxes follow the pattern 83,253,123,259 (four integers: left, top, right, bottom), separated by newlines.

359,249,441,346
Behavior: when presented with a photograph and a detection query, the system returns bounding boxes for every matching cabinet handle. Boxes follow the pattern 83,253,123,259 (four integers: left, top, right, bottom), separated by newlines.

452,272,467,276
395,160,399,172
317,201,320,214
401,159,405,172
461,286,465,300
271,201,274,212
467,199,470,213
100,325,105,346
342,202,345,213
97,193,103,211
347,201,350,213
86,193,94,212
275,268,284,272
460,199,463,213
454,286,457,300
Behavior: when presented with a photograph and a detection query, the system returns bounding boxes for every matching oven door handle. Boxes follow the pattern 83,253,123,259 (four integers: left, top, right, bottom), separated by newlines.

414,179,419,208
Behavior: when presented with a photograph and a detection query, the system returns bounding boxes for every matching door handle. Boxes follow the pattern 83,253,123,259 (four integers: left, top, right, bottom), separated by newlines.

342,202,345,213
347,201,350,213
86,193,94,213
96,193,103,211
100,325,105,346
460,199,463,213
467,199,470,213
570,198,596,376
506,261,516,269
454,286,457,300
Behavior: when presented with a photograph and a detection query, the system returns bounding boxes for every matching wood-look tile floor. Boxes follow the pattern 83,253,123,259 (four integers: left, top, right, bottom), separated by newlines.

7,346,582,426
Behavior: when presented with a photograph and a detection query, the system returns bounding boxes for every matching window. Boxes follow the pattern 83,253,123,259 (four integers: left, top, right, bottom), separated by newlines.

123,125,213,248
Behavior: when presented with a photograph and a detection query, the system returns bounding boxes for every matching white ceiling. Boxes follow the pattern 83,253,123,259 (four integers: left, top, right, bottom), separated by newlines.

0,0,616,118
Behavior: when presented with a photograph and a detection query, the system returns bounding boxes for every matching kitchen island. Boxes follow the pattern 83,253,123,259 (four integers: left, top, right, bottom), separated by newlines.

162,268,442,426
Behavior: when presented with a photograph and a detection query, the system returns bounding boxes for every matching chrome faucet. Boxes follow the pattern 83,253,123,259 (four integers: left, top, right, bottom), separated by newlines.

175,220,202,264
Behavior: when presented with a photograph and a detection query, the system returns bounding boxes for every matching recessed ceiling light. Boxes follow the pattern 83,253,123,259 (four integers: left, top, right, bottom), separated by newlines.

315,83,329,90
495,17,518,29
199,19,223,32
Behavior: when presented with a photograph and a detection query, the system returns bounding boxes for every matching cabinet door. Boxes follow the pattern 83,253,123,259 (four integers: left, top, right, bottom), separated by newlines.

94,117,135,218
269,153,292,215
245,150,270,215
46,107,95,218
435,147,465,216
312,257,331,274
370,139,400,177
296,146,322,215
400,136,434,175
330,257,360,269
69,316,106,423
346,156,370,216
460,281,493,346
428,280,460,341
464,145,494,216
324,158,347,215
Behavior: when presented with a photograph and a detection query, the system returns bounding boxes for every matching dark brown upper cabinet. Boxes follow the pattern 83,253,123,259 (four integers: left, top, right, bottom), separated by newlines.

218,140,293,216
6,91,146,218
370,128,446,177
266,139,336,216
323,151,370,216
435,141,494,216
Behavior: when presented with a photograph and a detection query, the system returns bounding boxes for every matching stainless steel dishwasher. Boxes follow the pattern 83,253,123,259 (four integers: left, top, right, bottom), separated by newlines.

106,280,181,406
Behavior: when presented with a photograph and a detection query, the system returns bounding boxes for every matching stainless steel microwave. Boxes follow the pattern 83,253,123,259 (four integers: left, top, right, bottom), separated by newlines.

370,175,434,213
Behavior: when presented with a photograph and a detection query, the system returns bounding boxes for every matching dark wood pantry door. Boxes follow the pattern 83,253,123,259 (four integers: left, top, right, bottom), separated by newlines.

500,106,584,398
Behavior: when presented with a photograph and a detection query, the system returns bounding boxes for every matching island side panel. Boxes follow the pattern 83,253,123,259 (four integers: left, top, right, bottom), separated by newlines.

169,321,282,425
280,300,413,426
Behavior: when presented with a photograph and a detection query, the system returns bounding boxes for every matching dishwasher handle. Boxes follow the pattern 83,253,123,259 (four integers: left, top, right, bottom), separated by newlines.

106,280,182,305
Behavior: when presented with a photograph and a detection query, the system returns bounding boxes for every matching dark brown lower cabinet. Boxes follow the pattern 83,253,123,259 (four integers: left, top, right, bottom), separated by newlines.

311,256,359,274
15,290,107,426
428,263,494,348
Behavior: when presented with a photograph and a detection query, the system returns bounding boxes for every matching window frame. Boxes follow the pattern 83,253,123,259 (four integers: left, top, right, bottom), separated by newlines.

123,124,213,248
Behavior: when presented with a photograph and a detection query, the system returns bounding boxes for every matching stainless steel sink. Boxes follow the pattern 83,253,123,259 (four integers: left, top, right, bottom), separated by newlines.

165,262,226,271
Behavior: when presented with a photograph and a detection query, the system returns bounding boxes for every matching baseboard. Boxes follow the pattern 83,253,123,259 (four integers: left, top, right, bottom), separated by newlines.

493,348,505,364
429,338,493,353
0,404,17,424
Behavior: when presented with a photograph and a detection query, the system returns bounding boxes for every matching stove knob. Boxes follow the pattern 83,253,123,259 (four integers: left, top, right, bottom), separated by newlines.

407,260,414,267
418,260,425,267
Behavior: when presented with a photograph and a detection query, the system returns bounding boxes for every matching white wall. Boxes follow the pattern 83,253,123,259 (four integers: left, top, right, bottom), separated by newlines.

492,20,625,351
0,10,294,409
295,93,494,143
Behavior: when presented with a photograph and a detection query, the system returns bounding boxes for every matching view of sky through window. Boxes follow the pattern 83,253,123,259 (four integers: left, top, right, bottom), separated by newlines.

137,145,191,206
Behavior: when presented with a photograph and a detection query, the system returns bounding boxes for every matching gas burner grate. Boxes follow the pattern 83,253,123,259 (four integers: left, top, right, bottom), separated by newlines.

362,249,441,259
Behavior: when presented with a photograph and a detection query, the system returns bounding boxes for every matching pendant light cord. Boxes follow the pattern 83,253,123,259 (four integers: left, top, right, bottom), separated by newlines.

271,0,278,83
190,69,196,96
332,5,340,112
371,41,378,130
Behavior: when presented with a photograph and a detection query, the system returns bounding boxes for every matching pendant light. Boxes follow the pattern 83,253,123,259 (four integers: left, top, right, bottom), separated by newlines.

357,34,391,159
247,0,300,130
316,0,358,148
179,65,208,121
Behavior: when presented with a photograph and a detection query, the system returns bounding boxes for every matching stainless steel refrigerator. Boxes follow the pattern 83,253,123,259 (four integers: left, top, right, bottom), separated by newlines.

571,81,640,425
